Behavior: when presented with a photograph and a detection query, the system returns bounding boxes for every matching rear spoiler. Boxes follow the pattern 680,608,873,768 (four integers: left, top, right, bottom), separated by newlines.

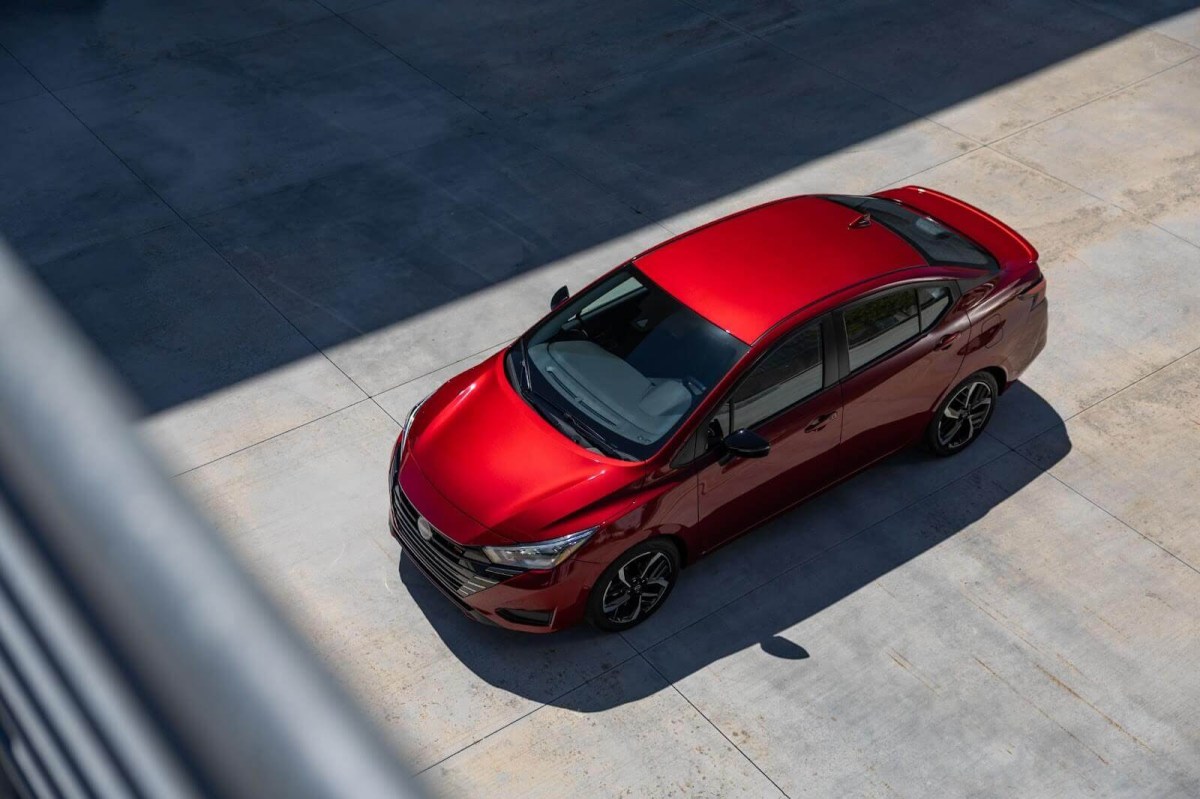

874,186,1039,267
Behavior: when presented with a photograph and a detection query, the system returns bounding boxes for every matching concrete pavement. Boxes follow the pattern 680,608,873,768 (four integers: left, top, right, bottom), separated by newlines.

4,1,1200,795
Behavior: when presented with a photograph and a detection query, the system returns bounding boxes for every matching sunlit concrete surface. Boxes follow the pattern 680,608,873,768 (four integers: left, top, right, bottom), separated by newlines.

4,1,1200,796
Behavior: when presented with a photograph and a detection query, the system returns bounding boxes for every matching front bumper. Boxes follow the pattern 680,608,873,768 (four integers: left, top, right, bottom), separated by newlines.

388,485,601,633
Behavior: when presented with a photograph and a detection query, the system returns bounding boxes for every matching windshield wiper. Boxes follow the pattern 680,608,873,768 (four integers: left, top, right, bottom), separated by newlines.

514,340,629,460
558,409,629,460
519,336,533,392
521,390,596,451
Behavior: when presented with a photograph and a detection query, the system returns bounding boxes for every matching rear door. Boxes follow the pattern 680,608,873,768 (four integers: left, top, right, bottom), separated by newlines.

692,316,843,553
835,282,970,470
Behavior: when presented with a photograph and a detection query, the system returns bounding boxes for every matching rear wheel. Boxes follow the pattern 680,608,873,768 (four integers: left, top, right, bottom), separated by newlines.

927,371,998,456
586,539,680,632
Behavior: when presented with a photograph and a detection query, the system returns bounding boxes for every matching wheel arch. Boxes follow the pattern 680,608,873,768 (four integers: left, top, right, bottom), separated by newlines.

933,364,1008,414
979,365,1009,393
656,533,688,567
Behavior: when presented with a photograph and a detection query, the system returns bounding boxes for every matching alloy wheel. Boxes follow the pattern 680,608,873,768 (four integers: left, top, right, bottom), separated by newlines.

600,550,674,625
936,379,993,450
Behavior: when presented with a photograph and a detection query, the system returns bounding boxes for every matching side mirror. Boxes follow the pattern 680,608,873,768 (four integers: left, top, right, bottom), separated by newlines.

723,428,770,459
551,285,570,309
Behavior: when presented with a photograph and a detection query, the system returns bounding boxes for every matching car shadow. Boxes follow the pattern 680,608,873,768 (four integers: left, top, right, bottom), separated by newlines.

400,383,1069,710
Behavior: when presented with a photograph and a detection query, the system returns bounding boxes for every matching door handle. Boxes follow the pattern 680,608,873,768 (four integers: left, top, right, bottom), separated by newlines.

804,411,837,433
935,332,961,351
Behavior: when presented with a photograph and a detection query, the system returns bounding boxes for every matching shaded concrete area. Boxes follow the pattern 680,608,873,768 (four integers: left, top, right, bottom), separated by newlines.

3,0,1195,417
4,1,1200,796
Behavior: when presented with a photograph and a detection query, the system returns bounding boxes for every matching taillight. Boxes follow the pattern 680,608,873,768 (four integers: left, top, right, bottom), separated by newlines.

1019,266,1046,309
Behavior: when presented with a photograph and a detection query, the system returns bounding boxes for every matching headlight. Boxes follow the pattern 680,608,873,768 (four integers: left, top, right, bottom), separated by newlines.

482,527,598,570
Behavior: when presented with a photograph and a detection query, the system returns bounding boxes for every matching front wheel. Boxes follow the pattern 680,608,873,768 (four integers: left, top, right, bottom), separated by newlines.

927,371,999,456
586,539,680,632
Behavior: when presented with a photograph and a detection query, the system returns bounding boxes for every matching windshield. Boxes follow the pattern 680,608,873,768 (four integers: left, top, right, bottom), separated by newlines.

508,266,748,461
825,195,996,269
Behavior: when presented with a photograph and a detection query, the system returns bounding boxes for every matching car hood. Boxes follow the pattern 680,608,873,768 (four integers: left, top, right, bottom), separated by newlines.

407,351,640,543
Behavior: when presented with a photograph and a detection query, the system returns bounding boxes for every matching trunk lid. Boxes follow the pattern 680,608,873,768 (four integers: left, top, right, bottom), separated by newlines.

875,186,1038,269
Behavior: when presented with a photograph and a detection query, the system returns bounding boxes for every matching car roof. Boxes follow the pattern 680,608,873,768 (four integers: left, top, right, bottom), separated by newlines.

634,196,926,343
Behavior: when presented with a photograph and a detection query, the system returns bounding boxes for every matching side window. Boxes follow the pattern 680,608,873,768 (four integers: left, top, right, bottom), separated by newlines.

578,274,643,318
843,287,920,371
917,285,951,332
674,412,726,465
669,426,699,468
729,323,823,431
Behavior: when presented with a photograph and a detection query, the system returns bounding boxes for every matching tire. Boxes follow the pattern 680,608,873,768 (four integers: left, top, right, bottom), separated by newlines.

586,539,681,632
926,371,999,457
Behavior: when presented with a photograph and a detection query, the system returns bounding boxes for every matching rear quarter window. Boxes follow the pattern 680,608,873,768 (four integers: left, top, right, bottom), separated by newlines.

917,285,951,331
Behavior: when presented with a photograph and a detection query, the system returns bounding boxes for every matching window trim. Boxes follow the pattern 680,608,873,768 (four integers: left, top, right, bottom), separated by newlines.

833,279,960,380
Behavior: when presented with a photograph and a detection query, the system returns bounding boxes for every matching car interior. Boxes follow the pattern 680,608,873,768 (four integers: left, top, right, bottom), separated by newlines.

527,272,745,448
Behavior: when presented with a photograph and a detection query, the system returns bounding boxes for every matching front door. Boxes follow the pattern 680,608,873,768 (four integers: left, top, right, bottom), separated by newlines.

694,318,844,553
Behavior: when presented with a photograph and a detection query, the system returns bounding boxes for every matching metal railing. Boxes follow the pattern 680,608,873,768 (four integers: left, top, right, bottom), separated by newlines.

0,240,422,798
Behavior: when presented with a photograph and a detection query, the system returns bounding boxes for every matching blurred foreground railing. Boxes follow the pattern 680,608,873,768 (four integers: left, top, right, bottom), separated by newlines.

0,240,421,798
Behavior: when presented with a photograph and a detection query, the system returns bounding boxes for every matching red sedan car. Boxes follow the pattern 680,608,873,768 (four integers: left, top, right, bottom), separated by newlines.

389,187,1047,632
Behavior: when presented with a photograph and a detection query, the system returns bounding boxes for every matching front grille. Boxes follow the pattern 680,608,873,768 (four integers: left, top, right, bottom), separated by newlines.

391,485,515,599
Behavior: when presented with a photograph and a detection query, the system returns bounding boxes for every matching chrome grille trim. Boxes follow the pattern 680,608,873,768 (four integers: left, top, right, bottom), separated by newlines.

390,486,503,598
